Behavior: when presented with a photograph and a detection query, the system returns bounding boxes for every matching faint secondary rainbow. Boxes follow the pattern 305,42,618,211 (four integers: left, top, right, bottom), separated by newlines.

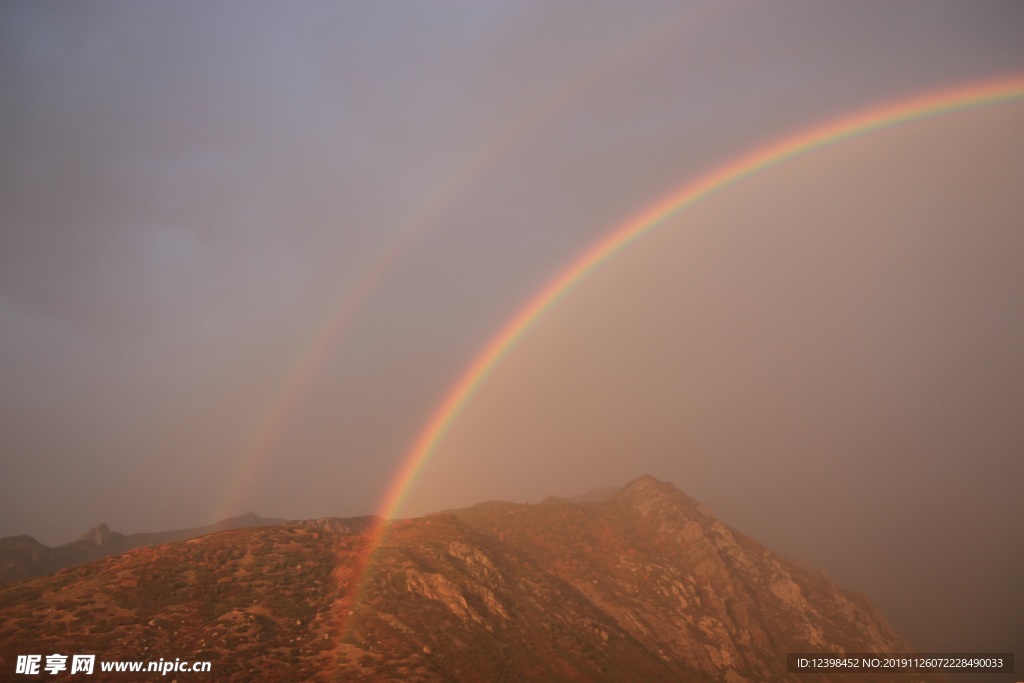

376,74,1024,523
213,1,728,521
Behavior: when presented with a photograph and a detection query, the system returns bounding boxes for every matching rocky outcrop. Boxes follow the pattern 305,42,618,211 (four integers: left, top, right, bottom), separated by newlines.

79,522,114,547
296,515,379,535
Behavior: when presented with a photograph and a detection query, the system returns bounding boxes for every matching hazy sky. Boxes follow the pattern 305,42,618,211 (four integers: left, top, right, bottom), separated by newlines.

2,0,1022,664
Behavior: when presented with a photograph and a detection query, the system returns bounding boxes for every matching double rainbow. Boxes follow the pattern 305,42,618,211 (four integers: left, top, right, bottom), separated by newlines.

214,2,729,523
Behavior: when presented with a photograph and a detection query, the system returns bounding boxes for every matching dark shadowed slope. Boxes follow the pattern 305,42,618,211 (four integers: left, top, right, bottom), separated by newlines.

0,513,287,583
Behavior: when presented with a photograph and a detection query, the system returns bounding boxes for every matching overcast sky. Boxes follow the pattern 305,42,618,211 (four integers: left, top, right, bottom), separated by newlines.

2,0,1022,665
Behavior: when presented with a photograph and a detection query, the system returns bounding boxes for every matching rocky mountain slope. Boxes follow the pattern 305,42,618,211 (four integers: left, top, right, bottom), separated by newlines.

0,476,941,682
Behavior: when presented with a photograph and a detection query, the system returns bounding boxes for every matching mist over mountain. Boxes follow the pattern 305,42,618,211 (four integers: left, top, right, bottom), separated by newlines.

0,476,951,682
0,513,286,583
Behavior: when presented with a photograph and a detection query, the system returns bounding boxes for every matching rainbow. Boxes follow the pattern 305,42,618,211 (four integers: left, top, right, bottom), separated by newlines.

213,2,727,521
377,74,1024,524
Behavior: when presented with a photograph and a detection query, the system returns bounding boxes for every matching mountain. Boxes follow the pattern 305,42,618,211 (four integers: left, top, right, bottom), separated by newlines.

0,512,286,583
0,476,942,682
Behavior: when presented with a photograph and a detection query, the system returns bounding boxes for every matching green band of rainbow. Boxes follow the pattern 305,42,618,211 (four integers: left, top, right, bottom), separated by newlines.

377,74,1024,523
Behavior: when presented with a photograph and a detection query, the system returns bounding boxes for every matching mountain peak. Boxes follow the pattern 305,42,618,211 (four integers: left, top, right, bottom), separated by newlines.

618,473,683,502
79,523,111,546
213,511,262,527
616,474,716,520
622,473,667,490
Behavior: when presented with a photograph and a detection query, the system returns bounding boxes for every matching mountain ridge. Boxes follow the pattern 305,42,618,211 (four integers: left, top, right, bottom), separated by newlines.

0,476,943,682
0,513,287,583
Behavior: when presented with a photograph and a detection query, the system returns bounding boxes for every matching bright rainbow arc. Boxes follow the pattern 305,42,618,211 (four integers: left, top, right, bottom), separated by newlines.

376,74,1024,525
